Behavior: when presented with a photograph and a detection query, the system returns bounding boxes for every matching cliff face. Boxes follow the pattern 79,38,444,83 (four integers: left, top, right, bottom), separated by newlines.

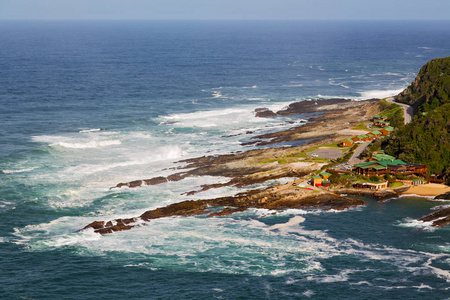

396,57,450,113
384,103,450,176
385,57,450,180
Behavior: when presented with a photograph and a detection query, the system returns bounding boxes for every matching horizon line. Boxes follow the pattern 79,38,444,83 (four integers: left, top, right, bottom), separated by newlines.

0,18,449,22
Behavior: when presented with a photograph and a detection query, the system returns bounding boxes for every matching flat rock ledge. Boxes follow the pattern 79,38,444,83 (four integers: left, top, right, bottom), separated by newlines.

334,187,407,202
81,188,365,235
416,192,450,228
419,207,450,228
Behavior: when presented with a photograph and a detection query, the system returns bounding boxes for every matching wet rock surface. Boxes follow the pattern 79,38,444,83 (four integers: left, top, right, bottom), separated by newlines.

419,206,450,228
254,107,276,117
82,98,384,235
336,188,404,202
435,192,450,200
83,184,365,234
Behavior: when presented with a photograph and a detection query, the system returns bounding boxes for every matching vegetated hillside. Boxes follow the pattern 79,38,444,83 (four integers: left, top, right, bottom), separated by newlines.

396,56,450,113
378,99,404,128
383,103,450,177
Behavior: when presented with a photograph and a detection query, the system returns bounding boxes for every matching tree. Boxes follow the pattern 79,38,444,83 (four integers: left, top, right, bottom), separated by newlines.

370,175,380,182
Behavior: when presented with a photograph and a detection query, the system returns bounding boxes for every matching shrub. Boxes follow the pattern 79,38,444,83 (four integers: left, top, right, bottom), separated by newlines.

370,175,380,182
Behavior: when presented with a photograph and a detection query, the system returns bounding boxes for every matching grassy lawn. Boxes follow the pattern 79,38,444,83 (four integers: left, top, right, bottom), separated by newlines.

259,143,340,164
258,150,308,164
351,122,370,131
305,143,342,153
389,182,404,188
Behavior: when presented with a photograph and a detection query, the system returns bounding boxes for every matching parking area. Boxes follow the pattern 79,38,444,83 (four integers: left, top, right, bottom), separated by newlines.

307,148,344,159
333,161,354,171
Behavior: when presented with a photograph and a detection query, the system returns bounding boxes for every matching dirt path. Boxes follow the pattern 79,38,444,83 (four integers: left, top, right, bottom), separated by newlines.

386,97,413,124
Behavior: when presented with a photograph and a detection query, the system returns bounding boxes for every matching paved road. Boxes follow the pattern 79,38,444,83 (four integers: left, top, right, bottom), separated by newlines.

386,97,413,124
349,142,370,165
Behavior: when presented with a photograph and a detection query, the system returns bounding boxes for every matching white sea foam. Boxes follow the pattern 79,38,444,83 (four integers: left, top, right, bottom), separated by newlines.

62,145,184,176
302,290,315,297
56,139,122,149
396,218,438,232
2,166,38,174
32,135,121,149
307,269,353,283
212,90,225,99
358,88,405,100
79,128,101,133
283,82,304,87
268,216,306,231
432,204,450,211
370,72,402,77
402,194,436,200
423,253,450,282
11,206,450,283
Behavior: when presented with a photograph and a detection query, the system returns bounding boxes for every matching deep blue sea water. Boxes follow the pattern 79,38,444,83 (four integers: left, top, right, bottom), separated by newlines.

1,20,450,299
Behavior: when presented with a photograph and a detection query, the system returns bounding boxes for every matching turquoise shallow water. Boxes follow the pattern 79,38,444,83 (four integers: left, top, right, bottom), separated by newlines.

1,20,450,299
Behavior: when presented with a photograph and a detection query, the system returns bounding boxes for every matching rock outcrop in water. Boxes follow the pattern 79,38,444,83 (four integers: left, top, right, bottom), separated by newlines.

419,207,450,228
82,98,383,234
415,192,450,228
83,183,365,234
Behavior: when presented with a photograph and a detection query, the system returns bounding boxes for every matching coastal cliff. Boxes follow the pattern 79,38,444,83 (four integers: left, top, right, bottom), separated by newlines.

396,56,450,113
384,57,450,180
81,57,450,235
387,57,450,227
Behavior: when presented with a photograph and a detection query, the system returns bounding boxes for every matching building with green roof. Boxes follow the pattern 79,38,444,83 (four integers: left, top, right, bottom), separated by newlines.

371,130,382,136
353,153,427,176
319,172,332,180
381,126,394,136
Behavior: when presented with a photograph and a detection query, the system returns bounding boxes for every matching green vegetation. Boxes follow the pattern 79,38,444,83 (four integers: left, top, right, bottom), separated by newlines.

305,143,342,153
338,144,358,162
258,149,307,164
328,173,349,186
378,57,450,183
369,175,381,182
378,99,404,128
351,122,369,131
360,138,383,159
258,150,333,165
383,103,450,177
389,182,404,188
259,142,345,165
397,57,450,113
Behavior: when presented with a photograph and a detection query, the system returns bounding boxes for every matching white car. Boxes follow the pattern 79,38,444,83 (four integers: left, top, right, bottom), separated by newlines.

311,154,319,157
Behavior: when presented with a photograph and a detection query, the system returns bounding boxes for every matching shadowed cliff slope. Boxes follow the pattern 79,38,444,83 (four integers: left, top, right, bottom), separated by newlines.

396,57,450,113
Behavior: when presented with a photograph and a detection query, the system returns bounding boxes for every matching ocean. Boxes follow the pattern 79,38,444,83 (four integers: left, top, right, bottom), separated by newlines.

1,20,450,299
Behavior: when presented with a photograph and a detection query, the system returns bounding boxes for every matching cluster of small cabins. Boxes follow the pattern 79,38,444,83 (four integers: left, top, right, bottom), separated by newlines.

338,115,394,147
309,115,434,191
372,115,390,127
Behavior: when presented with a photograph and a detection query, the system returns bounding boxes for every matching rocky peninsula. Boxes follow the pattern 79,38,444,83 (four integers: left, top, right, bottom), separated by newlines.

82,98,389,234
82,58,450,234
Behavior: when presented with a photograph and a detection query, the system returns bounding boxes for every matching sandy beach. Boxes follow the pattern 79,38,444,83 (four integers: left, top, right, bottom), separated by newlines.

403,183,450,197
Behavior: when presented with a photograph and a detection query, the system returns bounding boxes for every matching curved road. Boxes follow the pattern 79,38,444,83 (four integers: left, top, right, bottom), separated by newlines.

349,141,370,165
386,97,413,124
347,97,412,166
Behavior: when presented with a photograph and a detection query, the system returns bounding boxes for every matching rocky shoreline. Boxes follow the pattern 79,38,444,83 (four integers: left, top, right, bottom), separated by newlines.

80,97,448,234
83,185,365,234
